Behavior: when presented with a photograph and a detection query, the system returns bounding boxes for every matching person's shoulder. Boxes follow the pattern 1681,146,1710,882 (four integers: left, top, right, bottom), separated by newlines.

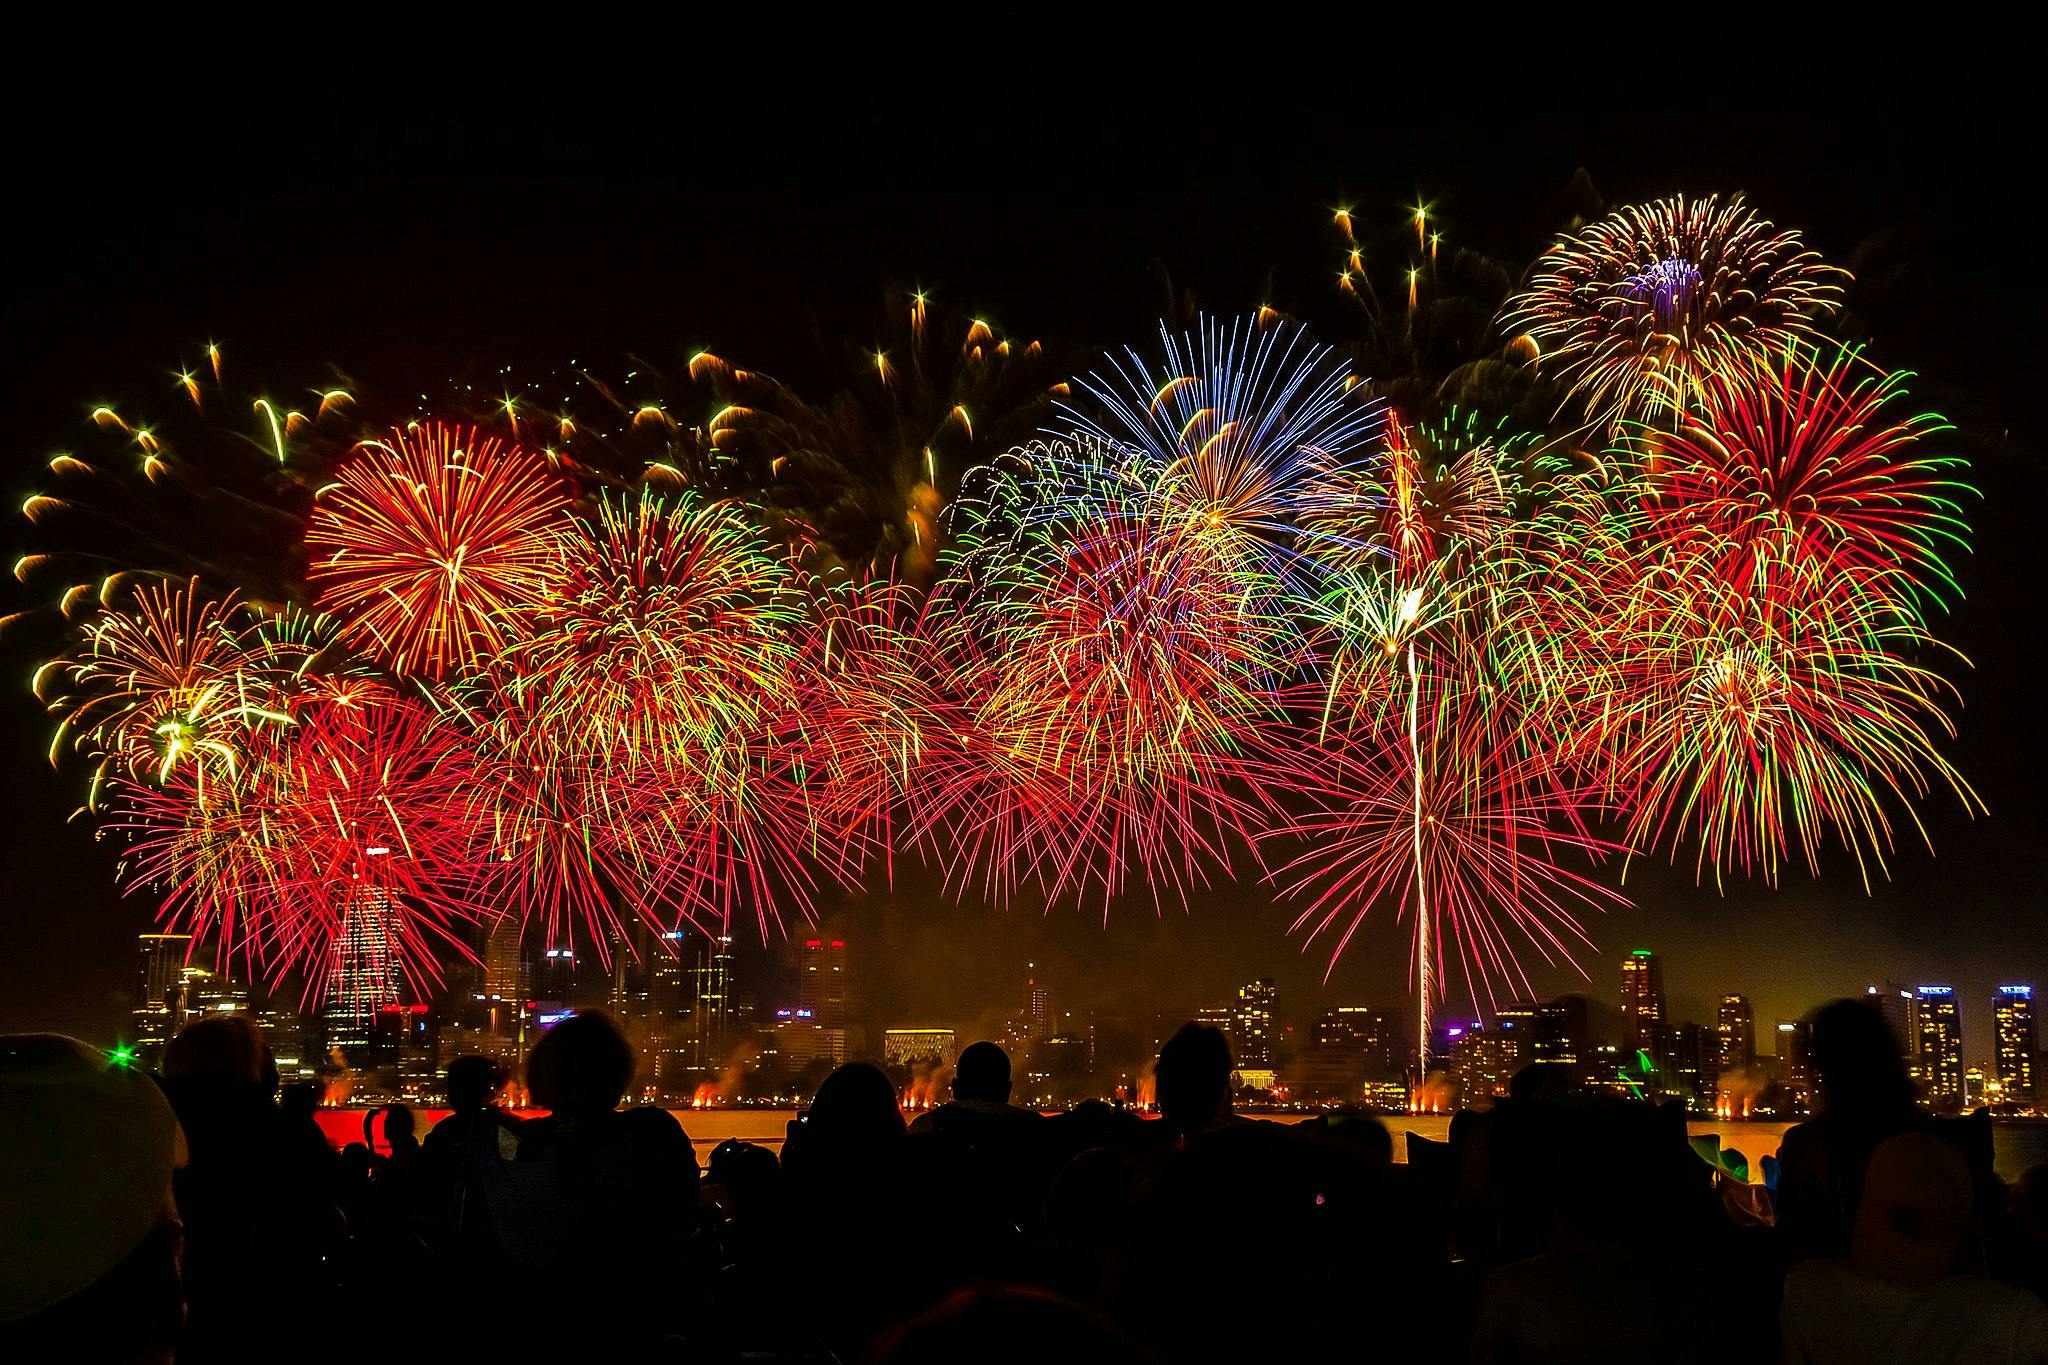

620,1103,684,1134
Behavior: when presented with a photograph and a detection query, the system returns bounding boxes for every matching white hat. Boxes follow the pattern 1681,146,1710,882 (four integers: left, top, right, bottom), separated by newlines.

0,1035,185,1324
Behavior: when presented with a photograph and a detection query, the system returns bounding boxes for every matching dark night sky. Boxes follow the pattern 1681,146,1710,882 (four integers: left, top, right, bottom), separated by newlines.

3,55,2043,1060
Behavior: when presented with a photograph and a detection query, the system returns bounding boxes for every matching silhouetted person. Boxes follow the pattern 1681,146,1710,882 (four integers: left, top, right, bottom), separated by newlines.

1116,1116,1439,1362
1471,1101,1724,1362
418,1056,517,1255
158,1014,339,1363
909,1040,1041,1133
497,1011,695,1349
1777,999,1928,1261
783,1060,907,1174
1306,1109,1394,1165
1038,1147,1139,1305
1989,1163,2048,1304
0,1034,186,1363
378,1103,420,1166
1153,1023,1234,1142
1782,1133,2048,1362
784,1063,923,1354
908,1041,1047,1259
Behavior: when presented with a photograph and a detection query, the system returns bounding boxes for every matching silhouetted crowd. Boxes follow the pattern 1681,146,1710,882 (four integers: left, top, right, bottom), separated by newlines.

5,997,2047,1362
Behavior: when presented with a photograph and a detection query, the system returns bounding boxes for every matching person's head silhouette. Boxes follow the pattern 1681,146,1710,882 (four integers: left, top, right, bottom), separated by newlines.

525,1010,634,1121
162,1014,278,1094
1154,1023,1232,1137
443,1055,503,1114
805,1062,905,1151
1811,998,1914,1117
953,1041,1012,1104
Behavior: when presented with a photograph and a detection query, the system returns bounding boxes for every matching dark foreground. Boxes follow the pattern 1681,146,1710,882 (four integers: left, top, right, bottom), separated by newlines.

5,1003,2047,1363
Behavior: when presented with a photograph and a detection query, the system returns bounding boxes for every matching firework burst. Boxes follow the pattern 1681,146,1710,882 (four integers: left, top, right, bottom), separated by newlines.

929,471,1298,909
1058,315,1384,586
307,422,568,678
1639,345,1971,618
482,490,817,949
1504,193,1845,429
103,687,497,1003
1529,348,1981,884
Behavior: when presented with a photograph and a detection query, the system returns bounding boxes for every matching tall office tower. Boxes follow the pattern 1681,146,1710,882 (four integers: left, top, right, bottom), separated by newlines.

646,931,692,1093
132,932,195,1066
1716,994,1755,1072
695,934,739,1066
1620,950,1667,1056
536,945,578,1006
135,932,193,1015
483,922,526,1002
1671,1022,1717,1109
1915,986,1964,1105
1533,995,1589,1066
797,937,843,1028
607,925,653,1024
1777,1020,1815,1114
1449,1022,1520,1101
1233,979,1277,1066
182,961,250,1018
1494,1000,1538,1041
1865,982,1919,1056
1024,964,1051,1044
323,891,400,1060
1994,986,2037,1104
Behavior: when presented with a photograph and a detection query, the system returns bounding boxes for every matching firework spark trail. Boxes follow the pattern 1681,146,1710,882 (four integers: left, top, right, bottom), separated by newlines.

104,687,498,1004
1056,314,1385,594
11,207,1985,1030
1504,193,1845,432
482,490,818,953
308,422,569,679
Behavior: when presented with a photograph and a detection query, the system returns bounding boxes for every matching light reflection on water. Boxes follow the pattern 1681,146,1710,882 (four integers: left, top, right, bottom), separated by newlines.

323,1108,2048,1182
669,1110,2048,1183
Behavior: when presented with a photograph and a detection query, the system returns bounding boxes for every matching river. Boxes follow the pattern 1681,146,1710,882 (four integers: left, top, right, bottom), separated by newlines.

317,1108,2048,1182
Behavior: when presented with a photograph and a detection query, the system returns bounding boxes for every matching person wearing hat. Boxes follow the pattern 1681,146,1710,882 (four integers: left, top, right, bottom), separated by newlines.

0,1033,186,1362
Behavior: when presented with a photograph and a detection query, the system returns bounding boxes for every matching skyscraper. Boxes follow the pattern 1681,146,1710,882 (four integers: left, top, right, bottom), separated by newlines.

1533,995,1588,1066
324,890,400,1061
1716,994,1755,1073
1776,1020,1815,1114
1671,1021,1717,1110
1024,964,1051,1044
642,931,691,1093
696,935,740,1066
1994,986,2036,1105
1866,982,1918,1056
1233,978,1277,1066
1620,949,1666,1057
483,921,526,1000
132,932,197,1067
1914,987,1963,1106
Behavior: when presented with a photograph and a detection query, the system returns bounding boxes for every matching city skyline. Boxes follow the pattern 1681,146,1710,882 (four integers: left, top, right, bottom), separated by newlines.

113,914,2044,1115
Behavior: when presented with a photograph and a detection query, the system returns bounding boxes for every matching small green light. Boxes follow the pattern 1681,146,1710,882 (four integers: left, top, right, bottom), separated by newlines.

109,1045,137,1068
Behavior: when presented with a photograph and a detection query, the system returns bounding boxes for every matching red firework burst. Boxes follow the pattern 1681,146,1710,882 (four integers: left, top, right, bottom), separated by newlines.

1267,684,1620,1008
104,688,498,1003
307,422,568,678
782,566,959,880
1641,346,1969,617
916,506,1297,910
